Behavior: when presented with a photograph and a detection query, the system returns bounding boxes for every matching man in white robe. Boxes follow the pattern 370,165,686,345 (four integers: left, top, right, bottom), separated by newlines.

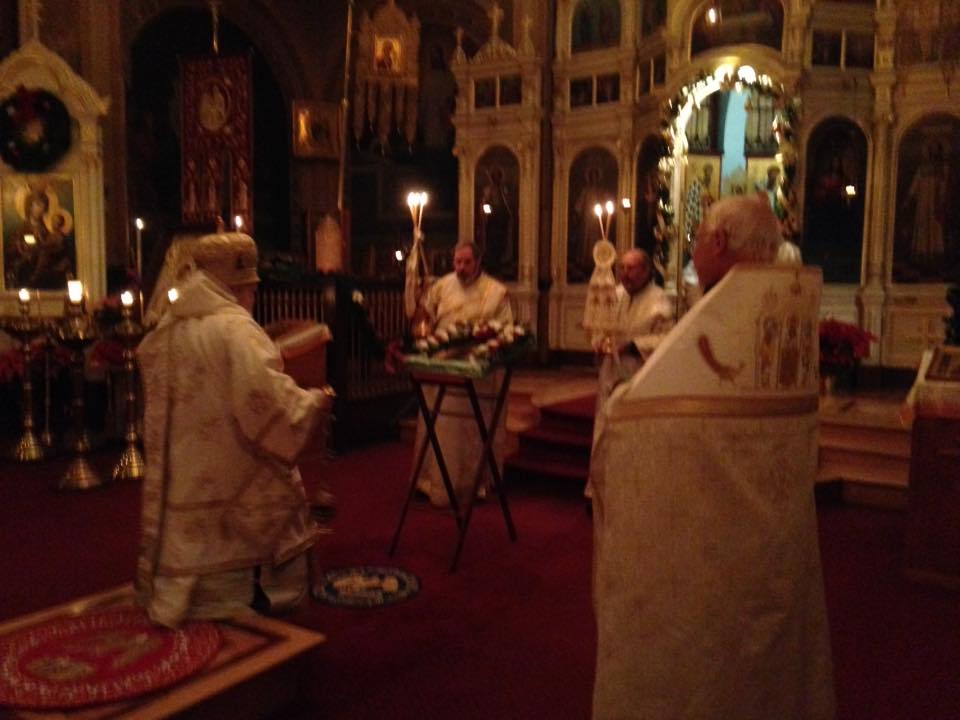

586,248,673,498
414,241,513,507
591,248,674,405
137,232,333,628
591,194,835,719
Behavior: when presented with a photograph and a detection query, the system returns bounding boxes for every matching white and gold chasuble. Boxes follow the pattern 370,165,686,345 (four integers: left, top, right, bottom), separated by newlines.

137,272,327,628
414,272,513,507
591,265,835,720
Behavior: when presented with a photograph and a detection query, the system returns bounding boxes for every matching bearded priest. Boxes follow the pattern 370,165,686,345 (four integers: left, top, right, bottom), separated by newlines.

590,194,835,719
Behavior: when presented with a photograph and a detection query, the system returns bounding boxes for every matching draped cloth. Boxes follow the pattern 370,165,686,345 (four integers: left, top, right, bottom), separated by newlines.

591,264,835,720
136,271,329,628
413,272,513,507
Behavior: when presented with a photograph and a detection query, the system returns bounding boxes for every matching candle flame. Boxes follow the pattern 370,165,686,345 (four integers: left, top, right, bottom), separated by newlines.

135,217,145,231
67,280,83,304
24,234,36,246
121,290,134,307
167,288,179,303
18,288,30,303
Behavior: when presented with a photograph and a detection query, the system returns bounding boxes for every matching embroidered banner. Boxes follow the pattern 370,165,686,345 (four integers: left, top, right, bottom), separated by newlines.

180,54,252,229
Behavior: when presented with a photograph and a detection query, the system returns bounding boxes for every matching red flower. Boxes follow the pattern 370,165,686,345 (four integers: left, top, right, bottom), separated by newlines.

819,319,877,371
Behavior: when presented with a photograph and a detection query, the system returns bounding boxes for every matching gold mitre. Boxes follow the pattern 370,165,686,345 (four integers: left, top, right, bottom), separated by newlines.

192,232,260,287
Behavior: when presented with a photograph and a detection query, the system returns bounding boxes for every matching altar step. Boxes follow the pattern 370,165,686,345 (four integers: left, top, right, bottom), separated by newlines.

504,396,594,487
817,392,912,509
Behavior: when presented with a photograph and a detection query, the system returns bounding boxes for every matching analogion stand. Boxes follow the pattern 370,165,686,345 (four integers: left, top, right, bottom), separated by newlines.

389,361,517,572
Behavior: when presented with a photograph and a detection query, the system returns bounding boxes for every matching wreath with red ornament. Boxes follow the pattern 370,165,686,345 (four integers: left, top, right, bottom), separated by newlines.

0,86,72,172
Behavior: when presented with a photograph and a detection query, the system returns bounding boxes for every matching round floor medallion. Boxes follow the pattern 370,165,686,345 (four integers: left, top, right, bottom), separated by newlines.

313,566,420,608
0,607,220,710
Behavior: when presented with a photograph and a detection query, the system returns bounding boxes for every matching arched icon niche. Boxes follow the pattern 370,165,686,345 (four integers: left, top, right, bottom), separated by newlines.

660,65,799,307
474,145,520,282
567,147,619,284
802,118,867,284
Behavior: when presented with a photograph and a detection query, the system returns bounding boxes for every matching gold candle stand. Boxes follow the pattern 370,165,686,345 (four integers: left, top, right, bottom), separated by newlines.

56,299,102,491
3,307,46,462
111,299,144,481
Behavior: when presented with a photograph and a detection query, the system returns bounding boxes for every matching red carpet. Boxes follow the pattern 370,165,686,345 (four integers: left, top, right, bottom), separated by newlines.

1,442,960,719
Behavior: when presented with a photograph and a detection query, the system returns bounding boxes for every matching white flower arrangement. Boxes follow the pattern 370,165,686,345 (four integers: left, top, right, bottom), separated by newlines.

412,320,531,361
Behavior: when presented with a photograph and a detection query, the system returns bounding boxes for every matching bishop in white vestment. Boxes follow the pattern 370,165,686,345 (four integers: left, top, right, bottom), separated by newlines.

137,233,332,628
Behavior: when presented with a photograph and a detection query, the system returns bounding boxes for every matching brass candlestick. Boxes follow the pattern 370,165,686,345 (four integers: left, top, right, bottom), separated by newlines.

56,292,102,491
111,295,144,481
40,332,56,449
4,297,45,462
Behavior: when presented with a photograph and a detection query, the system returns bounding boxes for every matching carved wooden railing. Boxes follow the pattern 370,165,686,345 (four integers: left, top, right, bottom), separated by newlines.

254,275,409,403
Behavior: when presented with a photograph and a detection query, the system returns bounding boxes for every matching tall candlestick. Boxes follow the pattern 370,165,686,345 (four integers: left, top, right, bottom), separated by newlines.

134,218,145,278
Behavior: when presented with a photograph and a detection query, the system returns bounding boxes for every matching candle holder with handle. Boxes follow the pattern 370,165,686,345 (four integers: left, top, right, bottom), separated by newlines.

55,282,102,490
111,291,144,482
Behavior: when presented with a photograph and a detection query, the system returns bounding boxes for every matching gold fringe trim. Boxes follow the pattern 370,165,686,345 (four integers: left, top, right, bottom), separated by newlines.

608,394,819,421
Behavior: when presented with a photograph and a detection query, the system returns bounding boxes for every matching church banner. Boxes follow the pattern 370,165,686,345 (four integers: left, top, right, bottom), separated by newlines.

180,54,253,230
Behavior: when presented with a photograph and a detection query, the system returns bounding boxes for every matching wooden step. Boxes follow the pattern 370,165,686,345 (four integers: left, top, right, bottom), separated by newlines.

504,448,590,483
518,425,593,454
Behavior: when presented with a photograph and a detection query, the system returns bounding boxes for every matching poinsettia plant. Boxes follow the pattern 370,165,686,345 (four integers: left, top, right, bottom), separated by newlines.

819,318,876,373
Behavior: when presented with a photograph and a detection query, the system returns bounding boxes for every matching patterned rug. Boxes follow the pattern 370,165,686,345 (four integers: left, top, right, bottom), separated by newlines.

313,566,420,608
0,607,220,710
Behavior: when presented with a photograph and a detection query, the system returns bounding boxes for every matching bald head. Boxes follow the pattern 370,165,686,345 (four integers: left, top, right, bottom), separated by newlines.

692,194,783,291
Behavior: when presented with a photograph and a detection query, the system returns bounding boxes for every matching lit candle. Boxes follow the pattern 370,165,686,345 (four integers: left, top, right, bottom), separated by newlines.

24,234,36,246
621,197,632,210
418,192,428,230
482,203,492,215
18,287,30,304
120,290,134,308
407,191,419,228
233,214,243,230
67,280,84,306
134,218,145,278
594,203,605,240
167,287,179,303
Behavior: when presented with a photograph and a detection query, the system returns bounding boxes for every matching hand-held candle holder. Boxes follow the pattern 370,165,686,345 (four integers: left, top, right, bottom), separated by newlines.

111,291,144,482
405,191,432,340
56,282,103,490
4,289,44,462
586,201,620,350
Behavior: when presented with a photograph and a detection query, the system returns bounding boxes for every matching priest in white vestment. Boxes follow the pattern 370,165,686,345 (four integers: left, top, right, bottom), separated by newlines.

591,247,674,407
414,241,513,507
591,194,835,719
137,232,333,628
